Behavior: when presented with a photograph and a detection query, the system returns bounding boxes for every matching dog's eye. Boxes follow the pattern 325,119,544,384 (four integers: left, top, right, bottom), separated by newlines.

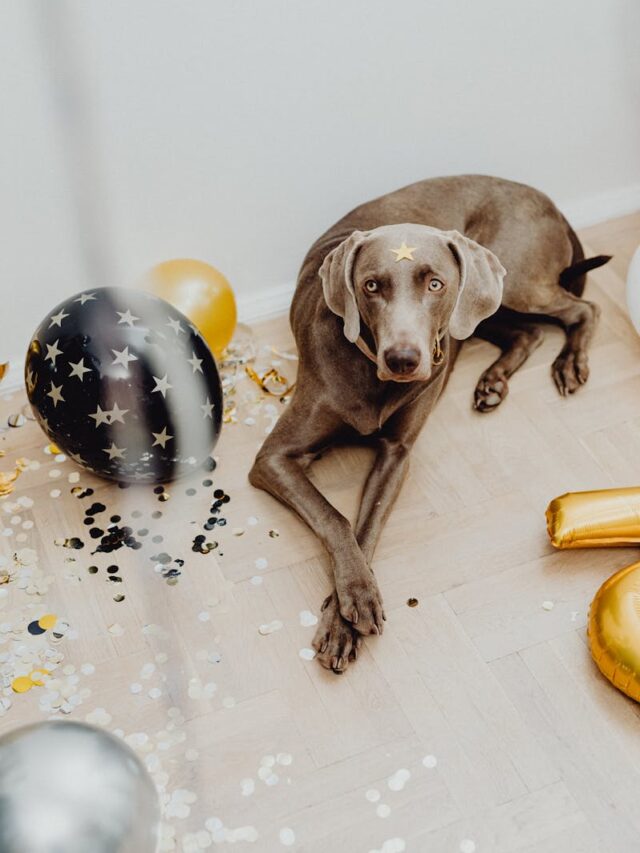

428,278,444,292
364,280,379,293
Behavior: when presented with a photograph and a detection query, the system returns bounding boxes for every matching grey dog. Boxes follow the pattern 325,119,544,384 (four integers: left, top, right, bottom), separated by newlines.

249,174,611,673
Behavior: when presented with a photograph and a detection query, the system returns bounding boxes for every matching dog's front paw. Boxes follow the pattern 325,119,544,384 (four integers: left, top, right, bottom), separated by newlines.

552,348,589,396
312,592,361,673
474,370,508,412
336,569,386,636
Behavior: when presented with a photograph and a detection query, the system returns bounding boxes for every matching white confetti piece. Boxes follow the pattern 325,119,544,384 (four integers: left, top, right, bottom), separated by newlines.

460,841,476,853
422,754,438,769
232,527,245,536
49,489,61,498
387,768,411,791
259,620,283,635
276,752,292,766
85,707,112,726
141,662,156,679
250,576,263,585
148,687,162,699
241,778,255,796
108,623,124,636
299,648,316,660
299,610,318,627
254,557,268,570
279,827,295,847
376,803,391,818
366,789,381,803
198,611,211,622
247,516,258,526
130,683,142,694
542,600,554,611
80,663,95,676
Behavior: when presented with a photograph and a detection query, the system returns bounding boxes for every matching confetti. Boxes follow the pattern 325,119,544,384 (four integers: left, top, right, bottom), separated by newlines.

376,804,391,818
407,597,419,607
299,648,316,660
387,768,411,791
366,789,381,803
460,841,476,853
259,620,283,635
299,610,318,627
11,676,33,694
542,600,554,611
255,557,268,571
279,827,296,847
368,840,406,853
241,778,255,797
422,754,437,769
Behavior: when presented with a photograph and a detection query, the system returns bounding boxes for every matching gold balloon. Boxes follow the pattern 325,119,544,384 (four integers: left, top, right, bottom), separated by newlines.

589,560,640,702
143,259,237,357
546,487,640,549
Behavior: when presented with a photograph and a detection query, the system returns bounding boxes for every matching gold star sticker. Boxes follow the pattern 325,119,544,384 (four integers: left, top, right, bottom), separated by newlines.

391,241,417,262
152,427,173,449
152,374,172,397
49,309,70,328
112,346,138,369
45,340,63,365
103,442,126,460
47,382,65,408
68,358,91,381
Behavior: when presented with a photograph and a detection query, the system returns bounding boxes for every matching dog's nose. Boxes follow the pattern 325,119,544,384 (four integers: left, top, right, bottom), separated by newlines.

383,346,421,375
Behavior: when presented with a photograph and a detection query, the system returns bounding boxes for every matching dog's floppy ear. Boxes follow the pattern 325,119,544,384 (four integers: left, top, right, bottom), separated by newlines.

445,231,506,340
319,230,369,343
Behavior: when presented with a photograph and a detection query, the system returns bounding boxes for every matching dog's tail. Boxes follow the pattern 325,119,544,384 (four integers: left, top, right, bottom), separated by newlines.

560,255,612,287
559,220,612,296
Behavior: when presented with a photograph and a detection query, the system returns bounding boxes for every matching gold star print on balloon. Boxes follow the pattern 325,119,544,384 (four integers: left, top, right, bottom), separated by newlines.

391,241,417,262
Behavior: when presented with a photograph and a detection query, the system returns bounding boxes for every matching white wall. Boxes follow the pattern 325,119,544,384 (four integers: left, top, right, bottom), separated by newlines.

2,0,640,360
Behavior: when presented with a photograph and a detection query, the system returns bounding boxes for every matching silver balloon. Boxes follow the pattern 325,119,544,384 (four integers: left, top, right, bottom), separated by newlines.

0,721,159,853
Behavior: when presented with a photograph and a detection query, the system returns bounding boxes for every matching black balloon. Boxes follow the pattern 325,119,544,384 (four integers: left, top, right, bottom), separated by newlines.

25,287,222,484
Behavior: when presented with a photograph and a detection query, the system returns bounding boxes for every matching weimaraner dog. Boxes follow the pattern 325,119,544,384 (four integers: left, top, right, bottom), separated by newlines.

249,174,610,673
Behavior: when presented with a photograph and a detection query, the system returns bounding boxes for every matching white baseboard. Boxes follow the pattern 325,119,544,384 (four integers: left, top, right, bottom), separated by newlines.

560,182,640,229
236,279,295,325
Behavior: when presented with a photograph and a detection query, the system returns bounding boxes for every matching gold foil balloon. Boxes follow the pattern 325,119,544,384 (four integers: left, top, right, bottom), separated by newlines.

546,486,640,549
588,560,640,702
144,258,237,357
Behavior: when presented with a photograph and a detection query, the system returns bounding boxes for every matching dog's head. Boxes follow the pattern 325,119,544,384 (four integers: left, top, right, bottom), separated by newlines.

320,223,506,382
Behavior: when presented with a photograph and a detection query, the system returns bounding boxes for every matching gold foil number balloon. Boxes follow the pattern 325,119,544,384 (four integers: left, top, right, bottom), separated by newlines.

144,258,237,357
545,486,640,549
588,561,640,703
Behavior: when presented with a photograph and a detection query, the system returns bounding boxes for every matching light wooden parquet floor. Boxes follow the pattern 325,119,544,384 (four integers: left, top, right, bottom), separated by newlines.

0,213,639,853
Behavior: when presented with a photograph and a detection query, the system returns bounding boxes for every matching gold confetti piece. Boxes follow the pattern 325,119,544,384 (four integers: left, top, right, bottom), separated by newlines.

268,529,280,538
8,413,26,428
38,614,57,630
47,442,61,455
245,366,295,400
407,597,419,608
12,676,33,694
0,363,8,383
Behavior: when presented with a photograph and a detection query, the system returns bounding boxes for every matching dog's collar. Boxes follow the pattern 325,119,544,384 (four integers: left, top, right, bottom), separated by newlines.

355,330,446,367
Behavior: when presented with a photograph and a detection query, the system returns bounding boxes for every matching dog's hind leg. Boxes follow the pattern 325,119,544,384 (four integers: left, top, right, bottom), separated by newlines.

473,309,544,412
